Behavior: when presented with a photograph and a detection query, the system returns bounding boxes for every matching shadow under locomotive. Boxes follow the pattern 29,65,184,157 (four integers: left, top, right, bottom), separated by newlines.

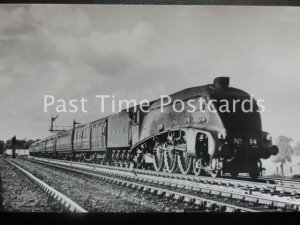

29,77,278,179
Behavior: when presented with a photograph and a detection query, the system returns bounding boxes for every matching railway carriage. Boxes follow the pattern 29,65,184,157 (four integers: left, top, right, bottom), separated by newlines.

31,140,46,157
90,118,107,159
56,130,72,153
29,77,278,179
45,135,56,156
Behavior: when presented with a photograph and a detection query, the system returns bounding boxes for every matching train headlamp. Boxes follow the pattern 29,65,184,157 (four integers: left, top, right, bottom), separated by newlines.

266,133,272,141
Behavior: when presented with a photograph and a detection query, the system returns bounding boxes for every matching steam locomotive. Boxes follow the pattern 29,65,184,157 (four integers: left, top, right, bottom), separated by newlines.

29,77,278,179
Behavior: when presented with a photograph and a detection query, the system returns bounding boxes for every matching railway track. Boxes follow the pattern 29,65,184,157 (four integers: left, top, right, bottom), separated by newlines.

28,156,300,196
263,177,300,190
19,157,257,212
3,157,87,213
24,156,300,211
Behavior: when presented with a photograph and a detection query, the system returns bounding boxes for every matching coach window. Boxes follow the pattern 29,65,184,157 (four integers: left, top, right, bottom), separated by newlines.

85,128,89,138
98,125,101,136
102,124,106,135
96,125,99,137
93,127,96,138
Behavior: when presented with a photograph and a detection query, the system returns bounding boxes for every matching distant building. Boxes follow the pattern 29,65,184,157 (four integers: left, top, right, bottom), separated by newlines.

5,149,29,156
262,157,300,177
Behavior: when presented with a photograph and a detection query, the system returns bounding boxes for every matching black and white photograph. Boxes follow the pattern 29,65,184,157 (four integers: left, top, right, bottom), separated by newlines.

0,2,300,215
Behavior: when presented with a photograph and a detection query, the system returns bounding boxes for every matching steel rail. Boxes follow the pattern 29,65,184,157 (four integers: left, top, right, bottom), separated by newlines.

22,157,258,212
237,174,300,187
3,157,87,213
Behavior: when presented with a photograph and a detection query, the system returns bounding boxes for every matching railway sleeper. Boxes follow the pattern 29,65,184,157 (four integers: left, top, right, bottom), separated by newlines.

170,183,177,188
173,194,183,202
184,186,192,191
210,190,221,196
152,180,159,185
192,187,201,192
244,196,259,203
158,181,164,185
150,188,157,194
201,189,211,194
194,199,207,207
183,196,195,204
257,198,273,205
157,190,165,196
165,192,174,198
273,202,287,209
143,187,150,192
232,194,245,201
177,184,184,189
220,192,232,198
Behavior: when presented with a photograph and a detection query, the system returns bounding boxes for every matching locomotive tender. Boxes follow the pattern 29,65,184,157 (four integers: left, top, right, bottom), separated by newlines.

29,77,278,179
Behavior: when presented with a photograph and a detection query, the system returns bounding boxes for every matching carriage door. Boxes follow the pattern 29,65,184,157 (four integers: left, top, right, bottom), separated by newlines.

129,109,140,146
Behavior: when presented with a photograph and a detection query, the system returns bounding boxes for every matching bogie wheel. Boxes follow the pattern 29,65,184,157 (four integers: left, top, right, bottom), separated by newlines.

114,152,120,167
178,151,192,175
153,147,164,171
118,151,123,167
124,152,130,168
164,149,178,173
193,158,204,176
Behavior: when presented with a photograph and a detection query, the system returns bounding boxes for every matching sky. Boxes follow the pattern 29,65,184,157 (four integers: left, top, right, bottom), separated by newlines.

0,5,299,143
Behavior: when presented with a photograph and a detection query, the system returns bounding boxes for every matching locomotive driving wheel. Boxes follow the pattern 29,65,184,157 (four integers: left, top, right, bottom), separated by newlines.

153,146,164,171
164,147,178,173
209,158,221,178
177,151,192,174
193,158,204,176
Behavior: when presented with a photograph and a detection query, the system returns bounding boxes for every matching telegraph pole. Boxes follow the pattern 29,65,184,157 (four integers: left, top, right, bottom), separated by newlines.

73,119,81,130
49,115,66,133
71,119,80,151
12,135,16,159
